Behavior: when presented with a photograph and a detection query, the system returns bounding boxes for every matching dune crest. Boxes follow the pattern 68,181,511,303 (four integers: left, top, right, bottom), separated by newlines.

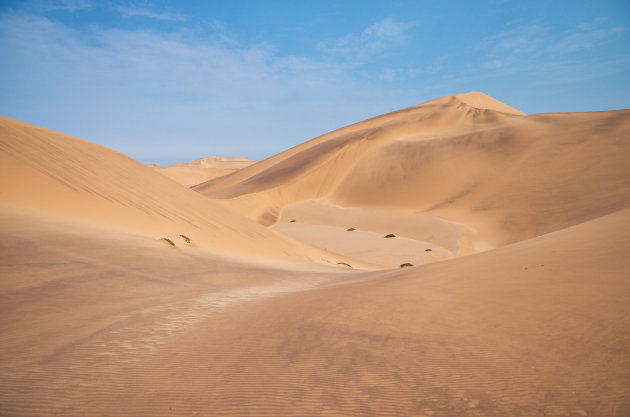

455,91,526,115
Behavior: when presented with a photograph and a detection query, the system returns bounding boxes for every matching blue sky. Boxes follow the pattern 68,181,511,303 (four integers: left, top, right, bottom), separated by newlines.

1,1,629,165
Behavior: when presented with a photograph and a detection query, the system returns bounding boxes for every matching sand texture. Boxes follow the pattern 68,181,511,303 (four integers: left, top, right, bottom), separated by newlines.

1,92,629,416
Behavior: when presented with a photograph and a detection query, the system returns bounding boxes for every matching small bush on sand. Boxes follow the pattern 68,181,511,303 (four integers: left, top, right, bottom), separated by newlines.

384,234,396,238
290,219,296,223
337,262,353,268
425,248,432,252
347,227,356,231
179,234,191,244
161,238,175,246
400,263,414,268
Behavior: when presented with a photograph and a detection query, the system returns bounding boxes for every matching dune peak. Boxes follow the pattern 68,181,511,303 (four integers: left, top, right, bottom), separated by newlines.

454,91,525,116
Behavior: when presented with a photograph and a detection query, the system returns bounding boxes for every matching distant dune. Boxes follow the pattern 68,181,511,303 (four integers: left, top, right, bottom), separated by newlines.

150,156,254,187
1,93,629,416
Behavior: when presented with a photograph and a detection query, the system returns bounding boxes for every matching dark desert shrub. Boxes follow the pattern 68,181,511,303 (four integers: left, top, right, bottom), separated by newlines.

161,238,175,246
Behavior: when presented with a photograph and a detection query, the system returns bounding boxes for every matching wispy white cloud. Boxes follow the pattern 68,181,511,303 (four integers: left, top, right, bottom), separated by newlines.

551,24,626,53
26,0,92,12
477,19,629,80
477,23,548,54
0,11,421,163
115,6,185,22
318,18,414,62
379,62,443,82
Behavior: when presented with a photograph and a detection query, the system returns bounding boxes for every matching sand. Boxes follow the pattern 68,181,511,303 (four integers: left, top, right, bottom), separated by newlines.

195,93,630,247
1,92,629,416
0,115,369,270
149,156,254,187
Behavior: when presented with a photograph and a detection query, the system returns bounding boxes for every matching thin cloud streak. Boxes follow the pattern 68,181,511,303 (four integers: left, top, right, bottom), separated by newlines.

477,19,628,79
115,6,185,22
318,18,414,62
0,11,422,164
26,0,92,12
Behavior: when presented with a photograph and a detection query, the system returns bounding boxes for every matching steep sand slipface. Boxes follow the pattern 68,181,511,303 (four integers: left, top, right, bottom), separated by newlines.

0,116,367,270
150,156,254,187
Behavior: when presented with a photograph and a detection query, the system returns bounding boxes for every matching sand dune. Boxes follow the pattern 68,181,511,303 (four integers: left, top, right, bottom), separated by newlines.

1,91,629,416
194,92,527,202
195,92,630,252
1,200,627,416
0,116,365,269
150,156,254,187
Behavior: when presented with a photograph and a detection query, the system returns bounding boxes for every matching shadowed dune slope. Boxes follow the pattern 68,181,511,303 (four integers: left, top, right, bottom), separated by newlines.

0,116,366,269
150,156,254,187
195,93,630,247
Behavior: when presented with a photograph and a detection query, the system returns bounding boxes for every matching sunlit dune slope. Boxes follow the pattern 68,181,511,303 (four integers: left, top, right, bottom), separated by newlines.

195,92,630,248
150,156,254,187
0,116,368,269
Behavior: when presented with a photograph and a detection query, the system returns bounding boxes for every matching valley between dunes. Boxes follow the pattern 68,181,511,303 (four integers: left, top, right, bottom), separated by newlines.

1,92,629,416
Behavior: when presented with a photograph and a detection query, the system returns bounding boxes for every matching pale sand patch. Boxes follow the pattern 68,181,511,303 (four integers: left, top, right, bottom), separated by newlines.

271,199,492,267
274,222,451,268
